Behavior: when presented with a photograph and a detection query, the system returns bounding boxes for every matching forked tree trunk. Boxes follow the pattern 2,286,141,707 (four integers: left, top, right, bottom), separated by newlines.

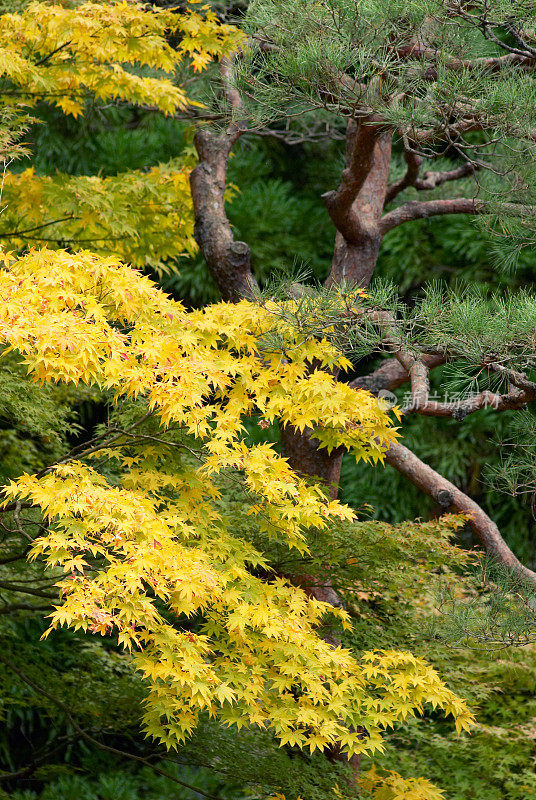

190,107,536,793
324,125,392,288
285,123,393,494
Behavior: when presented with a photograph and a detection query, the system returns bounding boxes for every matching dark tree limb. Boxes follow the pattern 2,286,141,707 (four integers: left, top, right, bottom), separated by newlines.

384,441,536,586
490,363,536,392
0,580,56,599
189,57,259,302
0,546,30,564
190,60,363,778
324,121,393,287
0,602,51,615
384,145,423,205
380,197,481,233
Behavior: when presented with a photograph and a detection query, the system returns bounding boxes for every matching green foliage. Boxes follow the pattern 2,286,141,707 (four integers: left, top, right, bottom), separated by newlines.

433,557,536,649
0,351,101,479
6,763,245,800
28,105,190,178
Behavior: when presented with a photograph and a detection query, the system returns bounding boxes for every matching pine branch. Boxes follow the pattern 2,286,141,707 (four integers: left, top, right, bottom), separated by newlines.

190,57,258,302
349,354,445,393
380,198,481,232
394,41,536,74
384,144,423,205
384,440,536,586
381,197,536,232
322,119,386,241
413,163,479,191
403,384,535,419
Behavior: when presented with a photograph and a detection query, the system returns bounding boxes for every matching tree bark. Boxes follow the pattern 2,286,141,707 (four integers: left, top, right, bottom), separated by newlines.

280,425,344,499
190,128,258,302
324,122,392,288
384,440,536,585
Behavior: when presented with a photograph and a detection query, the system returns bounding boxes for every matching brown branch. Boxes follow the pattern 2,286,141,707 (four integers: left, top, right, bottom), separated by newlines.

349,352,536,581
408,120,485,146
395,42,536,75
324,122,393,287
380,346,536,419
0,215,77,238
384,146,423,205
0,737,75,782
384,441,536,585
219,54,243,114
322,119,387,242
189,59,258,302
413,163,478,190
489,363,536,392
349,354,445,393
380,197,481,233
403,385,535,419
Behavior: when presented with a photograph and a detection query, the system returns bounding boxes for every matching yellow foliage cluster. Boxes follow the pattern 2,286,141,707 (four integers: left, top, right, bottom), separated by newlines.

0,248,475,757
0,0,244,268
360,765,446,800
0,160,197,270
0,0,244,116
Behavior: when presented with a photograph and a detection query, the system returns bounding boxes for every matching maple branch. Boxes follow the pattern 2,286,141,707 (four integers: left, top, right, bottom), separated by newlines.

0,736,76,781
0,215,77,238
34,40,73,67
0,654,225,800
0,579,56,599
384,440,536,586
0,602,51,615
0,546,30,564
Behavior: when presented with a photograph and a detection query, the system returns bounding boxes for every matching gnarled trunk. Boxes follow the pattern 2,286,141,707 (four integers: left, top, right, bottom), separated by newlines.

324,124,392,288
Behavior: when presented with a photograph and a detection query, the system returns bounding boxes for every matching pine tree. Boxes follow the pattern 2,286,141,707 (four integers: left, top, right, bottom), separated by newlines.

190,0,536,584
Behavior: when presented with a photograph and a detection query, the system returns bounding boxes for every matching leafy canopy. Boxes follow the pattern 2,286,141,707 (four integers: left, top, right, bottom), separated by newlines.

0,0,244,269
0,0,242,116
0,247,474,756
